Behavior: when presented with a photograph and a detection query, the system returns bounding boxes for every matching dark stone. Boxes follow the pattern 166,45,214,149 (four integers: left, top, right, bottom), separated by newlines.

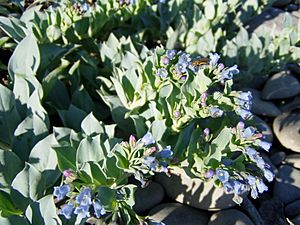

148,203,209,225
134,181,165,213
274,165,300,204
285,199,300,218
208,209,254,225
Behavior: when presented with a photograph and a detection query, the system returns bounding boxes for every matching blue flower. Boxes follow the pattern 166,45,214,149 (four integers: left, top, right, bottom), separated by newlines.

59,203,74,219
81,3,90,12
246,175,257,186
141,132,155,146
157,146,173,159
241,127,255,139
209,107,224,118
209,53,220,66
161,56,170,65
204,169,214,178
175,63,188,74
236,108,252,120
93,201,106,218
233,180,246,195
143,156,158,171
74,204,90,218
156,68,168,79
263,169,274,182
178,53,191,66
257,180,268,193
250,187,258,199
76,188,92,206
53,184,71,201
223,181,234,193
166,50,176,60
237,121,245,129
216,169,229,183
257,140,271,151
221,65,239,80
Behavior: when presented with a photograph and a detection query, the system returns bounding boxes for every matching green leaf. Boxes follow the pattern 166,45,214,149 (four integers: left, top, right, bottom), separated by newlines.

0,16,27,42
0,190,22,216
8,34,40,80
150,120,167,142
11,163,46,211
58,105,87,131
0,149,23,192
207,127,232,163
88,162,108,186
173,122,195,159
12,114,49,162
121,185,137,207
96,187,117,211
81,113,105,136
46,25,61,42
76,135,106,164
0,215,29,225
53,145,77,172
25,195,62,225
204,0,215,20
0,84,21,145
28,134,60,188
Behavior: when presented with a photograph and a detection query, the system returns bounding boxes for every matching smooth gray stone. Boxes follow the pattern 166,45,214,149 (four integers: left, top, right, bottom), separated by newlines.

270,151,286,166
273,111,300,152
279,96,300,112
251,115,273,143
208,209,254,225
154,165,237,211
274,165,300,204
284,154,300,169
272,0,292,7
246,8,298,35
285,199,300,218
134,181,164,213
244,88,281,117
262,71,300,100
292,214,300,225
148,203,209,225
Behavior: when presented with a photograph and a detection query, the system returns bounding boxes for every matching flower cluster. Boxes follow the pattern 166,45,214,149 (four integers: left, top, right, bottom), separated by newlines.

54,185,106,220
201,121,274,203
118,132,173,187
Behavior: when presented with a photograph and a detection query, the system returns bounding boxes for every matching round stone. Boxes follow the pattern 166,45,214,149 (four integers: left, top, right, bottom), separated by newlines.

261,71,300,100
284,154,300,169
285,199,300,218
133,181,164,213
154,166,237,211
272,0,292,7
251,115,273,143
148,203,209,225
244,88,281,117
273,110,300,152
270,151,286,166
274,165,300,204
208,209,254,225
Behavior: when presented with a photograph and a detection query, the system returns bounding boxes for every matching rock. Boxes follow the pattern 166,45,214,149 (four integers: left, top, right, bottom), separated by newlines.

154,166,237,211
284,154,300,169
272,0,292,7
287,64,300,76
286,4,299,12
259,197,290,225
273,110,300,152
273,165,300,204
279,96,300,112
244,88,281,117
208,209,254,225
148,203,209,225
246,8,298,34
291,10,300,18
134,181,164,213
270,151,286,166
261,71,300,100
251,115,273,143
292,214,300,225
285,199,300,218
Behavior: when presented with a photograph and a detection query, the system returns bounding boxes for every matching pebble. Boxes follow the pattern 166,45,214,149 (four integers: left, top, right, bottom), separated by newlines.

273,110,300,153
208,209,254,225
148,203,209,225
261,71,300,100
